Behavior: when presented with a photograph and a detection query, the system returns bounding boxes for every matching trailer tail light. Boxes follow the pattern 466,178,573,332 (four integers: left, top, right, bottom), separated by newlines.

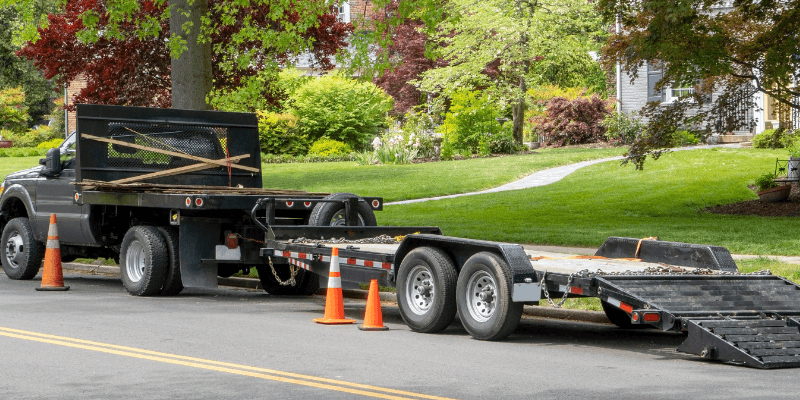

643,312,660,322
286,201,294,207
195,197,204,207
570,287,584,295
619,302,633,314
226,233,238,249
632,312,639,322
303,201,312,208
185,197,192,207
372,199,380,208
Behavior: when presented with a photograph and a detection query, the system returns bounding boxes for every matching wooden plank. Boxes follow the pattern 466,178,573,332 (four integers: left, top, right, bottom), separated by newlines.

110,154,250,184
81,133,259,173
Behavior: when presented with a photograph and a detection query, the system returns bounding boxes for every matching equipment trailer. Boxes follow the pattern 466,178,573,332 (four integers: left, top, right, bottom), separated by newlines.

3,105,800,369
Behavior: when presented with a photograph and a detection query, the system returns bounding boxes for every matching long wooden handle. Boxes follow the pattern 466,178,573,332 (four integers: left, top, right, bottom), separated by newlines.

81,133,259,173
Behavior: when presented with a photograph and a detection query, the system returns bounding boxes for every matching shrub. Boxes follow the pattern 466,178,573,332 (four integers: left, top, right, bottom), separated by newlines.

291,74,393,150
2,124,61,148
372,131,420,165
536,95,612,146
399,112,438,158
486,132,524,154
0,87,30,134
752,128,796,149
671,130,700,146
602,111,644,145
438,90,505,156
260,153,356,164
0,147,49,157
754,172,779,191
37,138,64,149
307,137,352,157
256,111,308,156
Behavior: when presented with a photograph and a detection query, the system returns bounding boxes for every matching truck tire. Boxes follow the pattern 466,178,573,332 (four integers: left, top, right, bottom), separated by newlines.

456,252,522,341
1,217,45,280
255,263,318,296
120,226,168,296
601,301,648,329
156,227,183,296
308,192,377,226
397,247,458,333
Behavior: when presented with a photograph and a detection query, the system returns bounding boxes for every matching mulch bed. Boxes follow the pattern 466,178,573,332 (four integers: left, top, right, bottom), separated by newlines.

705,184,800,217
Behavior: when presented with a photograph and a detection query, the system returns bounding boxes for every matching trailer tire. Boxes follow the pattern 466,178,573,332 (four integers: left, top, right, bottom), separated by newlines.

1,217,44,280
397,247,458,333
156,227,183,296
256,263,318,296
120,226,168,296
456,252,522,341
601,301,648,329
308,192,377,226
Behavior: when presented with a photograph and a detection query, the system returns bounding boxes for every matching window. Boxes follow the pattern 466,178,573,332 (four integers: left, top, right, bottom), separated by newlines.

667,83,696,102
336,2,350,23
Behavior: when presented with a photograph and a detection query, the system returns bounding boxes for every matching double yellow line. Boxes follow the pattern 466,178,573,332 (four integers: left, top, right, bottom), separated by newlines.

0,326,455,400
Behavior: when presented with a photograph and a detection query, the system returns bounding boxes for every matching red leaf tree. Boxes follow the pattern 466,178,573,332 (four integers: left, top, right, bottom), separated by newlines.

18,0,352,111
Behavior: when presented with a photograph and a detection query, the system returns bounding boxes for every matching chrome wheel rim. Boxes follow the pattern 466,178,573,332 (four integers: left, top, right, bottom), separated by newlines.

465,271,497,322
125,240,146,283
406,265,435,315
5,231,24,268
328,210,365,226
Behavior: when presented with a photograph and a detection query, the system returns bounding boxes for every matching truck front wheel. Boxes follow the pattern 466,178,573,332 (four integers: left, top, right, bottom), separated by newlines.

120,226,168,296
1,217,44,280
456,252,522,341
397,247,457,333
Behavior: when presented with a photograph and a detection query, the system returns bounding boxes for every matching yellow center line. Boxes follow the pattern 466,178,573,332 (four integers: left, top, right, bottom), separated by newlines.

0,327,456,400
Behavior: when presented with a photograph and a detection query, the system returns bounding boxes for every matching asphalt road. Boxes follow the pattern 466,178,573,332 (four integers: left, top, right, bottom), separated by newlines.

2,271,798,400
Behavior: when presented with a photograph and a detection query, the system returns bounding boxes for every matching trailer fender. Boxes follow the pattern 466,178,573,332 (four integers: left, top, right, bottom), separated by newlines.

395,235,540,302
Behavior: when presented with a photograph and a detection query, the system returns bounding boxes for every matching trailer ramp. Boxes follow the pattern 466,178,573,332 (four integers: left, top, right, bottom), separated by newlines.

596,274,800,368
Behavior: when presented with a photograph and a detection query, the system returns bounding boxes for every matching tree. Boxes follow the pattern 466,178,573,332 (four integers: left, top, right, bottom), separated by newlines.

17,0,351,112
1,4,56,125
600,0,800,169
416,0,607,144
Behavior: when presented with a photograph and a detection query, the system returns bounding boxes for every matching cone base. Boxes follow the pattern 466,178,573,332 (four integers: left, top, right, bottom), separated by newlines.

313,318,356,325
359,325,389,331
36,286,70,291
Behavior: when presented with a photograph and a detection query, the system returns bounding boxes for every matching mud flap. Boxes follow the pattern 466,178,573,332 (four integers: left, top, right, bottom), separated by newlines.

179,219,220,289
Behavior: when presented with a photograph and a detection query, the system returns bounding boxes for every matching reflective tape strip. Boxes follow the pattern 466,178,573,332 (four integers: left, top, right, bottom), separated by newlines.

606,297,621,308
327,277,341,289
321,256,393,270
288,258,310,271
47,223,58,238
276,251,313,260
46,239,60,249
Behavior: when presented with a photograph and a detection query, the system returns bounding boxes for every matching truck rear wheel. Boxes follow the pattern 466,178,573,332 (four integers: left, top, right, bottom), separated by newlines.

397,247,457,333
156,227,183,296
120,226,168,296
1,217,44,280
308,192,377,226
456,252,522,341
256,263,318,296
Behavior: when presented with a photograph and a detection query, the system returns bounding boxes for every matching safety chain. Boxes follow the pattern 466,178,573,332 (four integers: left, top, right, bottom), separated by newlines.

267,256,299,287
287,235,401,245
236,233,265,244
539,271,577,309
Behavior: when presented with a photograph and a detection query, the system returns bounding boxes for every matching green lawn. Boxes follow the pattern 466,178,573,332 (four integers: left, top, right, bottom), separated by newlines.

0,157,40,180
379,148,800,256
261,147,623,202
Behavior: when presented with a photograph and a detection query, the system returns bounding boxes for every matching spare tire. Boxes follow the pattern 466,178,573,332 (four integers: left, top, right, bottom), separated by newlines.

308,192,377,226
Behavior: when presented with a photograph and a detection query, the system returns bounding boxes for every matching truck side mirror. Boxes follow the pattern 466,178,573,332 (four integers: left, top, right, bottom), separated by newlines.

39,148,62,176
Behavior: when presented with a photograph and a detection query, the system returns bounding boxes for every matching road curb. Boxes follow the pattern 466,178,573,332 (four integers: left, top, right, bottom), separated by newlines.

61,263,610,323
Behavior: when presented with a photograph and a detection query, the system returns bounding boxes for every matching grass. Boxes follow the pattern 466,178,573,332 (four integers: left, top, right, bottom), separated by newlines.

261,147,623,202
379,148,800,256
0,156,40,181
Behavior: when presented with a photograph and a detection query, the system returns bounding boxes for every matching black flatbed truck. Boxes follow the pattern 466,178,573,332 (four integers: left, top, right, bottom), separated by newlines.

2,105,800,369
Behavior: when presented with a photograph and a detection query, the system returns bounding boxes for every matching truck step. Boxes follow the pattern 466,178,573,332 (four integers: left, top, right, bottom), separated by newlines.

677,318,800,368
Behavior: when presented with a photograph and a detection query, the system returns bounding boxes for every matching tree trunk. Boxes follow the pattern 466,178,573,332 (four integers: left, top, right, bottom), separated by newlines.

169,0,212,110
511,76,526,144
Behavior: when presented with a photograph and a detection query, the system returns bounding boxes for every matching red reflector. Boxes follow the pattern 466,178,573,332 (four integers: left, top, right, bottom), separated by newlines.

303,201,312,207
185,197,192,207
643,312,660,322
286,201,294,207
226,233,238,249
632,312,639,322
371,199,380,208
569,286,584,295
195,197,204,207
619,302,633,313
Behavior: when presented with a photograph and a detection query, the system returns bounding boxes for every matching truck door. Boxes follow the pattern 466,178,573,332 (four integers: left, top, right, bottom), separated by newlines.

34,134,88,245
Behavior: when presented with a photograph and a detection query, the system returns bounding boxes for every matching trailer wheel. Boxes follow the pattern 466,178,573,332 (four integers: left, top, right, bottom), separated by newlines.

397,247,457,333
456,252,522,341
120,226,168,296
156,227,183,296
601,301,648,329
255,263,318,296
1,217,44,280
308,192,377,226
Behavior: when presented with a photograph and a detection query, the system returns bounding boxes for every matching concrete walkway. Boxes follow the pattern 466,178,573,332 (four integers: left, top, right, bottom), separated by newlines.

386,143,741,206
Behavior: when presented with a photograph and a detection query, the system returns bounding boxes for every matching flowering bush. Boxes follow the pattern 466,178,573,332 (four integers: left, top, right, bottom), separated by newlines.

1,87,30,136
373,132,420,165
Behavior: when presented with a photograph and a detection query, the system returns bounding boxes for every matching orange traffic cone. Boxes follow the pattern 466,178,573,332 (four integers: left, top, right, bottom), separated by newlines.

36,214,69,291
359,279,388,331
314,247,355,324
